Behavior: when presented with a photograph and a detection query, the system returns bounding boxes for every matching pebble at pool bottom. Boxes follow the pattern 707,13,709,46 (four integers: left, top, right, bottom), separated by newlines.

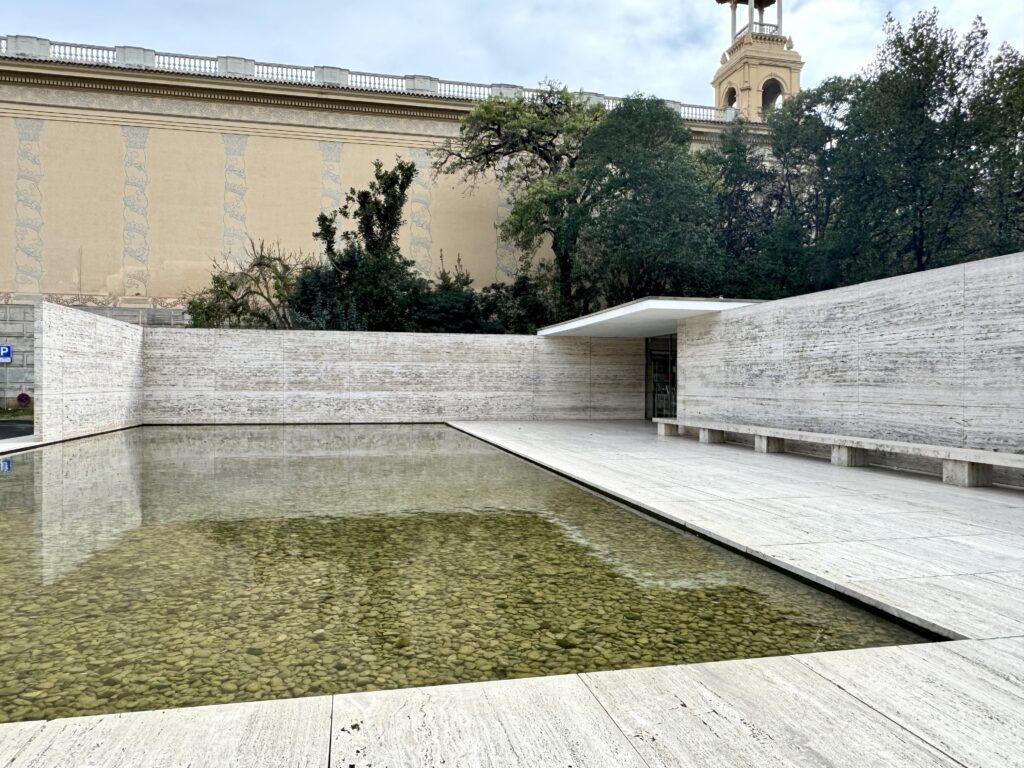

0,424,924,723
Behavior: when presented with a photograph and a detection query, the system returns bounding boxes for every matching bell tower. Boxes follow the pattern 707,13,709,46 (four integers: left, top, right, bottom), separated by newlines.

711,0,804,121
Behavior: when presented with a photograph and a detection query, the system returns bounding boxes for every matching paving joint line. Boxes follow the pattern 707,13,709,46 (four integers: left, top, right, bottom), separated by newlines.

793,654,971,768
575,673,655,768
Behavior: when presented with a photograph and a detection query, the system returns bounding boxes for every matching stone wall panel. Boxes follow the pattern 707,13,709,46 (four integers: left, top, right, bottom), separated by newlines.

678,252,1024,457
142,329,643,424
34,303,143,441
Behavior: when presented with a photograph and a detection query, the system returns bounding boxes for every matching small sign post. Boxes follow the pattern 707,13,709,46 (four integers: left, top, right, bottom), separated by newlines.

0,345,11,364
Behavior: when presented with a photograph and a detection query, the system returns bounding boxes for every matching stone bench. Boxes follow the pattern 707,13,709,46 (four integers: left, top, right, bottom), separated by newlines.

652,418,1024,488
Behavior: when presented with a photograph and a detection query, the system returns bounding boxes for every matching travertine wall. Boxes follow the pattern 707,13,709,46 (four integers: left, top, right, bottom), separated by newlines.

142,329,644,424
678,252,1024,456
34,303,144,441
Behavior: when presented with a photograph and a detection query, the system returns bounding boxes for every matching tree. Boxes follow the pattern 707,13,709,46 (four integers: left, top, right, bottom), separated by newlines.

413,254,502,334
292,158,429,331
478,265,558,334
433,82,605,313
972,45,1024,257
185,239,310,329
573,96,724,306
766,78,856,291
833,12,993,281
698,124,780,296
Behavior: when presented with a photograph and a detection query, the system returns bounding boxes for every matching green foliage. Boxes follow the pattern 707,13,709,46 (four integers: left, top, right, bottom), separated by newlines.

705,11,1024,296
970,44,1024,256
293,158,430,331
434,81,605,310
189,158,549,335
438,91,728,315
413,254,503,334
190,11,1022,335
479,265,559,334
185,240,310,329
833,12,994,280
697,124,782,297
573,97,724,307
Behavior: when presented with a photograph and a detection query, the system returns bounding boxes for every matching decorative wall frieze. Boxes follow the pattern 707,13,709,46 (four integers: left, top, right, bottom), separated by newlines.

319,140,343,213
13,116,44,293
120,125,150,295
495,184,521,279
408,147,433,276
221,133,249,266
23,291,187,309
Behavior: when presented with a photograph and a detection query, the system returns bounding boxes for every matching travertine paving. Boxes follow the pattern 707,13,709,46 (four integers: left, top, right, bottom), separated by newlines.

3,420,1023,767
5,638,1024,767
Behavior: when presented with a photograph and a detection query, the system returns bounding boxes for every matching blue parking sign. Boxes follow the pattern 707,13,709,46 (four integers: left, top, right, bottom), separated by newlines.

0,345,10,364
0,459,11,473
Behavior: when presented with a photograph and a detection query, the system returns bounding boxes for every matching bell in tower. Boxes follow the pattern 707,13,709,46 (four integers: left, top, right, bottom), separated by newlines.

711,0,804,121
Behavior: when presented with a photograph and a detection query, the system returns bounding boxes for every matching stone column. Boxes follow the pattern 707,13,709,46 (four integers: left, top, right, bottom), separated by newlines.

747,1,754,32
730,1,738,38
777,0,783,33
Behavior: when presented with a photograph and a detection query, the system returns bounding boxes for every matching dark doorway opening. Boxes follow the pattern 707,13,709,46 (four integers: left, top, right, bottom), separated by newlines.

645,334,677,420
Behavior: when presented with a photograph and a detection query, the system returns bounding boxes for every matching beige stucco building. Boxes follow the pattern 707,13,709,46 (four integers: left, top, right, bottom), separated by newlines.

0,12,801,321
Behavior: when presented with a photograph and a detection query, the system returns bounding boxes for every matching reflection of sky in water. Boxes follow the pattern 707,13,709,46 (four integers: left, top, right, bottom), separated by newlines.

0,425,924,723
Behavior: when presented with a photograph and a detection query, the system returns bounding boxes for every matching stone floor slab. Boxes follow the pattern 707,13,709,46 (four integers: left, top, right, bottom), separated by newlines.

799,639,1024,768
6,696,331,768
329,674,647,768
581,654,958,767
0,722,45,768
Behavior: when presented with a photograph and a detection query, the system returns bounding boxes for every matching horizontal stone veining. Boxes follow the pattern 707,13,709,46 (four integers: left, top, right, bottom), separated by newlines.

678,252,1024,466
141,330,644,424
33,303,144,442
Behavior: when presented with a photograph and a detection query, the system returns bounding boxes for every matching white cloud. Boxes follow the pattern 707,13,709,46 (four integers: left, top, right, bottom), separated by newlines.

4,0,1021,105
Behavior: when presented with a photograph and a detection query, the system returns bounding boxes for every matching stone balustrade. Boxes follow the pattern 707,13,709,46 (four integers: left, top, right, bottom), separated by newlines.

0,34,740,123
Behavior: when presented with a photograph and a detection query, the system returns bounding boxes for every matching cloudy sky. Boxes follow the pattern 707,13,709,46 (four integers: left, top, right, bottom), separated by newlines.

5,1,1022,104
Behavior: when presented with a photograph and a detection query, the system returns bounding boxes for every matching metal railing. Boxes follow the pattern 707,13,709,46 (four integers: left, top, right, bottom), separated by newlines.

0,34,745,122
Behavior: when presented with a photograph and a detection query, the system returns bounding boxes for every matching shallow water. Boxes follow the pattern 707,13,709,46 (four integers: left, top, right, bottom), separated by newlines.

0,425,924,722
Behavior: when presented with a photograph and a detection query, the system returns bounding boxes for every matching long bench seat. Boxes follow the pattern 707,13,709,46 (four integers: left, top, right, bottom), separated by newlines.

652,417,1024,487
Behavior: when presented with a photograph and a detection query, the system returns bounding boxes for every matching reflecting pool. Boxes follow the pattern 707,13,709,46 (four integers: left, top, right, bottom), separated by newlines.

0,425,924,722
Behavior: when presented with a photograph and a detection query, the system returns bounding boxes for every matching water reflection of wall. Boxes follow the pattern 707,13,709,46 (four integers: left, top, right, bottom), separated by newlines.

33,430,143,583
138,424,571,524
20,424,800,596
21,424,716,586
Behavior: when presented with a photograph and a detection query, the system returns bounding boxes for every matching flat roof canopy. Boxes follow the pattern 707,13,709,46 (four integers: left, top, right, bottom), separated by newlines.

537,297,755,338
